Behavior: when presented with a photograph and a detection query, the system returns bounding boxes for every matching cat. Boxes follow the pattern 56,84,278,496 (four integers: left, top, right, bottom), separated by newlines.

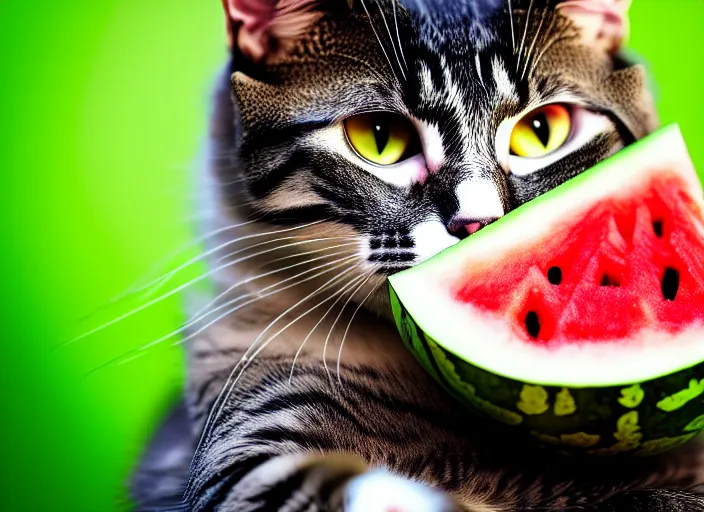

132,0,704,510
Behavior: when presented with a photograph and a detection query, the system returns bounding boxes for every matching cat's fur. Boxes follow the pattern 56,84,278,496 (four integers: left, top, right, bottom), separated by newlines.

132,0,704,510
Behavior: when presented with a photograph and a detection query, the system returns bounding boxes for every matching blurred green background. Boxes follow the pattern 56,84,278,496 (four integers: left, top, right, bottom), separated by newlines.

0,1,702,510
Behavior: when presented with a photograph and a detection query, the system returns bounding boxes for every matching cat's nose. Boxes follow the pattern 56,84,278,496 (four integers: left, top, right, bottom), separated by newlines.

446,216,499,239
447,179,505,239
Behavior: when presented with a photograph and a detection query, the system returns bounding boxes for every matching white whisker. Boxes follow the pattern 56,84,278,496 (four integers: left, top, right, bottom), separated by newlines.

289,271,370,384
162,255,359,349
508,0,516,53
60,223,340,347
226,264,362,389
143,219,333,297
88,255,361,376
191,245,359,323
194,261,363,469
77,217,265,321
259,241,359,269
328,51,388,83
392,0,408,70
336,276,380,386
359,0,403,84
375,0,407,80
517,0,534,72
215,236,356,264
322,269,375,382
528,31,569,80
522,5,548,80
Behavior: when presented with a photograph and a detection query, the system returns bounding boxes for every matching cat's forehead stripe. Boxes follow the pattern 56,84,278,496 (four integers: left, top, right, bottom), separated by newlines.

439,55,472,163
418,61,435,98
491,56,519,102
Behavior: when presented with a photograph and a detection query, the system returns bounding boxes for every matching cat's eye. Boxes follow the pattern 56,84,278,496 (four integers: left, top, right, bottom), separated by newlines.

509,104,572,158
344,113,418,166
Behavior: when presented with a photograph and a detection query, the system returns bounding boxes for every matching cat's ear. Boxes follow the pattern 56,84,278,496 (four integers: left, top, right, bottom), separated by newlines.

557,0,631,52
221,0,324,62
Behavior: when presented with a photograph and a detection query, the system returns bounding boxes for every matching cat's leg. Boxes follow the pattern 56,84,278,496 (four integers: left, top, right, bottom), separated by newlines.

183,359,470,512
202,451,459,512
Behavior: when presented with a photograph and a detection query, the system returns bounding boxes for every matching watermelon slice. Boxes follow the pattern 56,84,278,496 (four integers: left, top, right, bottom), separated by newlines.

389,125,704,456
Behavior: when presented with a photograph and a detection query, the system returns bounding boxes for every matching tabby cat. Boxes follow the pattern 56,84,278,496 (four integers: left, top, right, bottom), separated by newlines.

132,0,704,510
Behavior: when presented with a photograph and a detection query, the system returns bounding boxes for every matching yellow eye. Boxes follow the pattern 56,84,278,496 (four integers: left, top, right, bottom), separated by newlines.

509,104,572,158
344,113,416,165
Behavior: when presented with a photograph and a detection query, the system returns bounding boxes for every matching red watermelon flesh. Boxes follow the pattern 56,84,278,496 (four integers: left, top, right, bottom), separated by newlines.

454,175,704,345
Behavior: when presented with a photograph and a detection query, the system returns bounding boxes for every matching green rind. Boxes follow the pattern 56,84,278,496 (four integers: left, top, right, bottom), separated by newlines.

390,287,704,456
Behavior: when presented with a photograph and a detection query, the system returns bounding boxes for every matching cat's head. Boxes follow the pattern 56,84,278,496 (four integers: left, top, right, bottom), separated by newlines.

215,0,657,304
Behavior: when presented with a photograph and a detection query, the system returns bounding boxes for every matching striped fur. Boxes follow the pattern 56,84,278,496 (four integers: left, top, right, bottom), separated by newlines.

132,1,703,510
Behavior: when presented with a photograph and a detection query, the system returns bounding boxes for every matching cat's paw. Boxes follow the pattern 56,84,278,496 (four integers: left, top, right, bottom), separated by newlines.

344,469,458,512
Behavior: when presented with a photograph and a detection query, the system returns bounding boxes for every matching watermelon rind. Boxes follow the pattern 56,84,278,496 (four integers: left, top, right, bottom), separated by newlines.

389,125,704,455
390,286,702,456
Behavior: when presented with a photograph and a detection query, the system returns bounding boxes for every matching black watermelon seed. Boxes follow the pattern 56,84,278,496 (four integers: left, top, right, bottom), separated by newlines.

600,274,621,287
652,220,664,238
525,311,540,339
662,267,680,301
547,266,562,285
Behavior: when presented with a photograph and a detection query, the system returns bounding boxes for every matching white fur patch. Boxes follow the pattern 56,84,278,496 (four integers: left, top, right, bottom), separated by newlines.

411,219,459,264
455,179,505,220
415,120,444,172
346,470,454,512
475,52,485,87
418,61,435,98
492,56,518,102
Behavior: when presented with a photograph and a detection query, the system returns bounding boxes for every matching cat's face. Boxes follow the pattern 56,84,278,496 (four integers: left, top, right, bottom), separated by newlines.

220,0,657,277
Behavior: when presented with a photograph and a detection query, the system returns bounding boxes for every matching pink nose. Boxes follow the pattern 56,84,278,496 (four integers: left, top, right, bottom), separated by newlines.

466,222,482,235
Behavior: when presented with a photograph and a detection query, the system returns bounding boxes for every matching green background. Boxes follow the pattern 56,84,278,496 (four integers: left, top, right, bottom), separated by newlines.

0,1,702,510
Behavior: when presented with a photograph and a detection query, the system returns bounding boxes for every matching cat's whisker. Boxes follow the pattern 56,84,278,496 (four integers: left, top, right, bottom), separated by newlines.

132,219,344,300
145,218,334,296
191,245,360,323
290,270,370,384
359,0,403,85
508,0,516,53
328,51,388,83
147,254,360,351
259,241,360,269
215,236,357,264
336,275,381,387
192,261,363,476
75,217,266,322
59,221,337,348
392,0,408,71
223,264,363,394
528,31,570,80
135,235,352,314
322,268,375,383
516,0,535,73
217,175,249,186
178,254,360,346
85,255,360,377
143,234,355,309
374,0,407,80
522,4,549,80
